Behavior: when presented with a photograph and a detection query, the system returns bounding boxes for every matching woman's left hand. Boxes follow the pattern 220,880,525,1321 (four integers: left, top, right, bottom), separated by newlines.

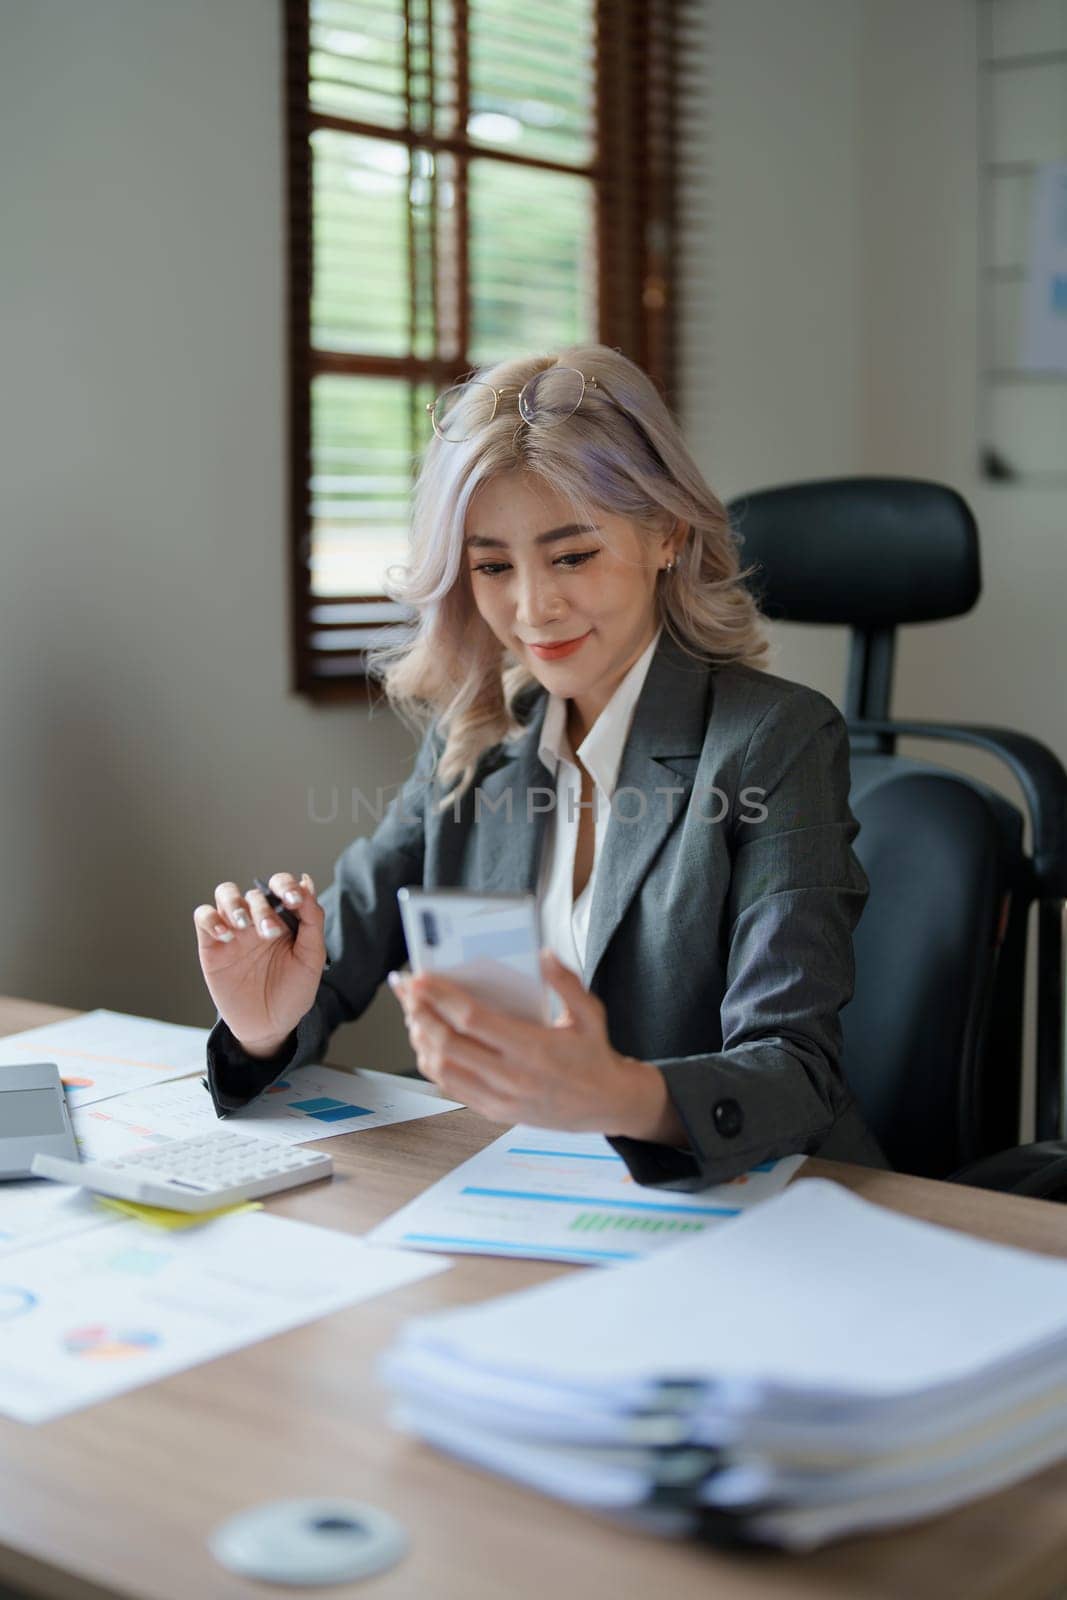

388,949,668,1136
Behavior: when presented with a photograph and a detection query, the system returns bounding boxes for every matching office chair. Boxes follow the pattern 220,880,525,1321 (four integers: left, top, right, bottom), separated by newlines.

729,477,1067,1196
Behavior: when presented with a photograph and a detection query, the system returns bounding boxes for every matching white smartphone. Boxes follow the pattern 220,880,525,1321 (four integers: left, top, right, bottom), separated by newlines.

396,888,553,1024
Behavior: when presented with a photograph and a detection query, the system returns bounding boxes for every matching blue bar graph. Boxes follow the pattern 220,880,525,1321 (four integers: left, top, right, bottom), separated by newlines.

461,1186,741,1218
290,1097,373,1123
506,1147,623,1162
402,1233,639,1262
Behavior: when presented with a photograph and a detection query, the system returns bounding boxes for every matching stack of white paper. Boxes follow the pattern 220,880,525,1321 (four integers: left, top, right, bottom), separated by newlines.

380,1179,1067,1549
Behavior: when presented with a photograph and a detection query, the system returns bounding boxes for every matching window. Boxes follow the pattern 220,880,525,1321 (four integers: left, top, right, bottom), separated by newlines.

285,0,694,698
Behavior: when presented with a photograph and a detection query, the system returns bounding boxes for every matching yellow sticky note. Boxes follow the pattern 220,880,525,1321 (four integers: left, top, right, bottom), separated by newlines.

93,1196,263,1230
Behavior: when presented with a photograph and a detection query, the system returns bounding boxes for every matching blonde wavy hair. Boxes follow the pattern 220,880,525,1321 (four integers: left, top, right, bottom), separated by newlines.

367,342,769,812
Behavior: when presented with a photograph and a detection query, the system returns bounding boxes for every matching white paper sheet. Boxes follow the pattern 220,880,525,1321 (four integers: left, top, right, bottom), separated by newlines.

0,1179,113,1260
0,1010,210,1108
73,1064,462,1162
367,1124,806,1265
399,1179,1067,1397
0,1210,449,1423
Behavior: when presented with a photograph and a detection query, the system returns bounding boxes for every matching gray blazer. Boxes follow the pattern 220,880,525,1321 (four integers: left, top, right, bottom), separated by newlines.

206,628,888,1188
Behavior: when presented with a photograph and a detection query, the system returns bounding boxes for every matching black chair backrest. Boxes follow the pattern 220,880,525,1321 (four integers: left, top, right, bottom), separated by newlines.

729,476,980,724
727,476,980,629
844,756,1024,1176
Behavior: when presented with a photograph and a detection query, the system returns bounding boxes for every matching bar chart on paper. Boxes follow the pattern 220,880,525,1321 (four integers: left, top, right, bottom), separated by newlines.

568,1210,708,1237
368,1126,806,1266
273,1088,374,1124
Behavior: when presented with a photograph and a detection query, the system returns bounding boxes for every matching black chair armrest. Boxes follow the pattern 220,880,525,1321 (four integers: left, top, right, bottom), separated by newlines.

949,1141,1067,1202
848,718,1067,898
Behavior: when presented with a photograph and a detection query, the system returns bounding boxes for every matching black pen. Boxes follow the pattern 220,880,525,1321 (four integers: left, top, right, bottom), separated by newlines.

252,877,300,938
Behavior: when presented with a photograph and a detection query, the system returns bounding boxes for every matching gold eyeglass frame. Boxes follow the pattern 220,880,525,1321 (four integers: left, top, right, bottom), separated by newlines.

425,368,619,441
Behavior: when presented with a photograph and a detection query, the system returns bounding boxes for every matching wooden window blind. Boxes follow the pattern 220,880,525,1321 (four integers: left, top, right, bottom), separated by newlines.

285,0,697,699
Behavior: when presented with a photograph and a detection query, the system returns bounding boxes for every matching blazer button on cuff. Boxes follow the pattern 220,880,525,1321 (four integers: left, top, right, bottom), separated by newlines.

712,1097,743,1139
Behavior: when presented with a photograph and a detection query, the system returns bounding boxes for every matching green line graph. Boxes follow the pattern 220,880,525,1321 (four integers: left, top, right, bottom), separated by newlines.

569,1213,709,1235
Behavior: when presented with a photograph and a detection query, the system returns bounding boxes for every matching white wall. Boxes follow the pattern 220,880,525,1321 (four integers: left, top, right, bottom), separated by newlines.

679,0,1065,1131
0,0,416,1068
859,0,1065,781
683,0,1064,780
677,0,864,695
2,1,1062,1095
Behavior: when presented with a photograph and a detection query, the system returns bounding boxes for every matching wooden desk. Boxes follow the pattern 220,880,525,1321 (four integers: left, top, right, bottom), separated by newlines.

2,996,1067,1600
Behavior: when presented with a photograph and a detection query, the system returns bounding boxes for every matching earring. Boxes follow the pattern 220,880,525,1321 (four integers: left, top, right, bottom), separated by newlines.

663,559,676,574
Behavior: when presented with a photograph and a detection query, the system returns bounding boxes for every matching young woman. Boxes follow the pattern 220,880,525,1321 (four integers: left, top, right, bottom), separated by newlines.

194,345,886,1188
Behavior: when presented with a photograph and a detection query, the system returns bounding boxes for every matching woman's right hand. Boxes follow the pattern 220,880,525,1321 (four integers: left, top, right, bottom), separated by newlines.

193,873,326,1058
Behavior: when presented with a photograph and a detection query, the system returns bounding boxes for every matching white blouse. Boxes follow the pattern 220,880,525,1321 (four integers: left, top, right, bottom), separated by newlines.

534,624,663,1013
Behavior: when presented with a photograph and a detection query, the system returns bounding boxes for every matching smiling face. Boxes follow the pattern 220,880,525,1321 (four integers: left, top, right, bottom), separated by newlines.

465,471,680,739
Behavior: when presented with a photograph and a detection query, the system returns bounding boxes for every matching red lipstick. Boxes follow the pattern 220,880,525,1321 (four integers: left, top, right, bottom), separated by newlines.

527,631,592,661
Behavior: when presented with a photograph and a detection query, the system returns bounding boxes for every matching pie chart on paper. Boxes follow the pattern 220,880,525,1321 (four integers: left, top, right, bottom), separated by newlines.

63,1325,162,1361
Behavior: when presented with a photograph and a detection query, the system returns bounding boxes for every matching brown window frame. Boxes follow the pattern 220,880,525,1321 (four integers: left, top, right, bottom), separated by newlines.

284,0,691,702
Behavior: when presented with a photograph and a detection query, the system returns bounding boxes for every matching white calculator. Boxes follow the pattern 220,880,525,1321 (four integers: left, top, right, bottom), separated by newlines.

31,1132,333,1214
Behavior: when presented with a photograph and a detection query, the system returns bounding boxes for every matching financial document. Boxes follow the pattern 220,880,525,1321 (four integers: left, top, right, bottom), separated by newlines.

73,1063,462,1163
368,1125,805,1265
0,1010,210,1108
0,1210,449,1424
0,1179,113,1260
